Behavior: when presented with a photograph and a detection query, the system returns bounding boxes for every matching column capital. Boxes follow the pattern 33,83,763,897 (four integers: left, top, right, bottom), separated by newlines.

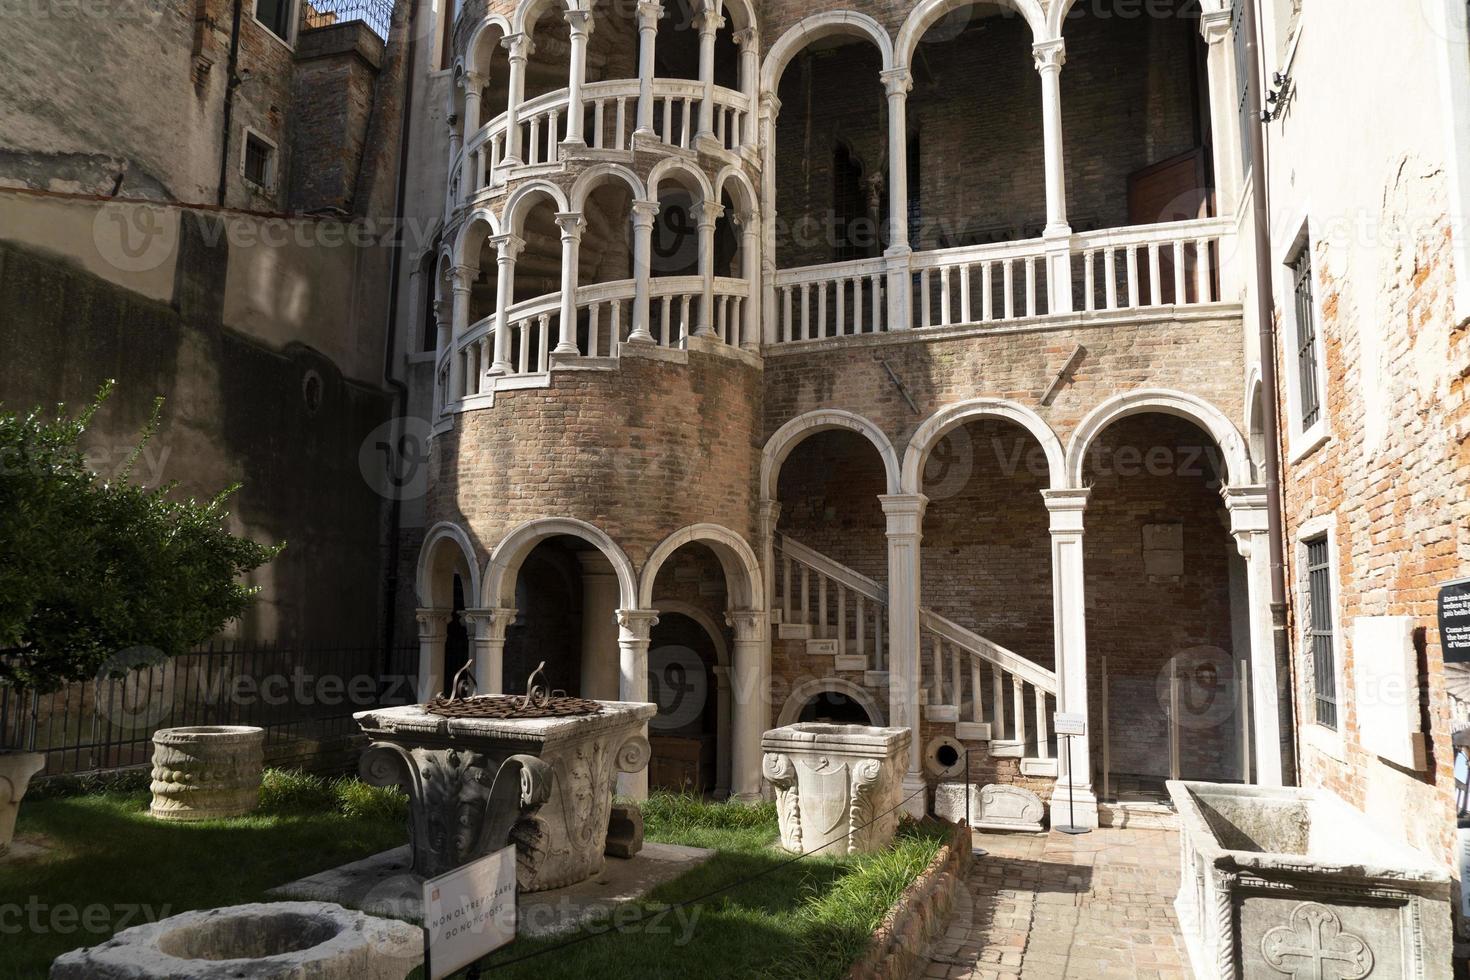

564,7,594,35
1032,37,1066,73
1199,8,1232,44
554,211,586,239
732,26,757,48
693,9,725,36
460,606,518,640
1042,487,1090,531
758,498,781,533
1221,484,1270,545
636,0,662,29
760,92,781,118
490,232,525,262
502,32,535,59
697,200,725,226
460,70,486,91
450,263,477,289
630,198,660,226
616,608,660,639
415,607,452,638
725,609,766,642
433,298,451,322
878,493,927,535
879,67,912,97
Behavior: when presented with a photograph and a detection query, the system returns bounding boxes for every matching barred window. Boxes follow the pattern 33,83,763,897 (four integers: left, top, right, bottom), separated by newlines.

1305,536,1337,729
1292,245,1320,429
243,134,273,189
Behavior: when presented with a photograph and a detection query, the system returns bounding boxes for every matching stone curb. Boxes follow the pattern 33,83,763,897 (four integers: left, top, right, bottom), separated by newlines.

848,818,973,980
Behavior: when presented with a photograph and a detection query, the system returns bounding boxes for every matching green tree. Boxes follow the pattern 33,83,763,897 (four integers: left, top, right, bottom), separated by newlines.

0,383,280,693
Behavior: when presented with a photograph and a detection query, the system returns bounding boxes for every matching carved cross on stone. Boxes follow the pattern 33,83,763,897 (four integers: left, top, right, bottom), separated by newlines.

1260,902,1374,980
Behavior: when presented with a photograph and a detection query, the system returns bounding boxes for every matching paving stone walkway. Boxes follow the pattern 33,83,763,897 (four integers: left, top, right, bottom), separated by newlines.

925,827,1191,980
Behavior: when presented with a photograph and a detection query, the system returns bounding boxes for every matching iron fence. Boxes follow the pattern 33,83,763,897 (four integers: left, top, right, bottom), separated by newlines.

304,0,396,39
0,643,418,776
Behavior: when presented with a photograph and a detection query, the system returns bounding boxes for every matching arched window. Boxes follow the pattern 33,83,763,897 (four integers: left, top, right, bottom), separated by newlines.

832,141,869,262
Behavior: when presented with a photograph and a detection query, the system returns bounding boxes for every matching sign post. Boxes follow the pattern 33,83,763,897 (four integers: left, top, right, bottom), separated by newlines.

422,845,518,980
1052,712,1090,836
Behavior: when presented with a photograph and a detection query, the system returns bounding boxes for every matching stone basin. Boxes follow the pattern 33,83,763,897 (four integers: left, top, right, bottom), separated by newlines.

761,722,911,855
149,726,265,822
355,699,656,890
1167,780,1451,980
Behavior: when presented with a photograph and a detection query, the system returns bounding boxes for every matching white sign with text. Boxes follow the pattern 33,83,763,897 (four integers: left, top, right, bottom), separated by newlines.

423,845,517,979
1053,712,1086,737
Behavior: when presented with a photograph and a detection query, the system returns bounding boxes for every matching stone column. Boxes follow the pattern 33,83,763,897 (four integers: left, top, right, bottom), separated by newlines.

696,200,722,336
628,199,659,344
695,8,725,143
734,28,759,149
880,68,912,332
634,1,661,138
1223,485,1283,786
415,608,451,701
1042,488,1097,829
489,233,524,374
727,609,768,802
758,499,781,627
460,607,516,695
579,554,622,700
616,608,660,798
502,33,534,166
738,210,760,349
460,72,484,201
449,263,475,399
1200,10,1242,218
879,493,927,816
1034,38,1073,315
563,9,594,148
446,117,462,213
760,94,780,343
554,212,585,355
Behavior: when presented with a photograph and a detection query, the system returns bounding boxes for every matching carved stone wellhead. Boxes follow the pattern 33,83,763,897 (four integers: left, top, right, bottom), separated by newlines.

761,723,910,855
355,699,656,889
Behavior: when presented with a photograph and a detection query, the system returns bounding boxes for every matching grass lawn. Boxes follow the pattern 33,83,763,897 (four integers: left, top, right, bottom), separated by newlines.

0,770,409,980
3,779,946,980
471,794,948,980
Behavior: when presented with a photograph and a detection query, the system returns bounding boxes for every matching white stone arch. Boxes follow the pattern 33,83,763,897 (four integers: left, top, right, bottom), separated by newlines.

464,14,513,76
483,517,638,609
451,208,500,270
714,0,756,33
1064,388,1252,489
714,164,758,216
896,0,1045,70
569,163,646,211
647,156,715,204
1243,367,1266,483
511,0,574,36
761,409,901,500
417,521,482,608
760,11,894,92
502,179,572,237
1046,0,1225,37
646,598,731,666
777,677,886,727
901,398,1065,494
638,523,764,611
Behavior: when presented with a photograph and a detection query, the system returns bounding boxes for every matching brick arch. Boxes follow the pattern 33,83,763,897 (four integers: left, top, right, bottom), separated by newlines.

638,523,763,610
900,398,1065,494
761,11,894,92
1064,389,1252,489
483,517,638,609
761,409,902,501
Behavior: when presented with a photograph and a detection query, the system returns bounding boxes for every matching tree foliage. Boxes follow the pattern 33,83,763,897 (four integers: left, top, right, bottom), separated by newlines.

0,384,281,693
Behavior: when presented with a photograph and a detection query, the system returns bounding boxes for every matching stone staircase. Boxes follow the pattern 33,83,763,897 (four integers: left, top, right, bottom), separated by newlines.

773,535,1059,779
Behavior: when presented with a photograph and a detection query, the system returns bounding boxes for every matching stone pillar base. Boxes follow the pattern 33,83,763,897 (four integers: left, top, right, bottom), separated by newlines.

1048,784,1098,830
900,772,928,819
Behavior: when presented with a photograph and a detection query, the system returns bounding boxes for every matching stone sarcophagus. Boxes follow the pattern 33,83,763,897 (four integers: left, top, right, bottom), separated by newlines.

355,699,655,891
761,723,911,855
1168,780,1451,980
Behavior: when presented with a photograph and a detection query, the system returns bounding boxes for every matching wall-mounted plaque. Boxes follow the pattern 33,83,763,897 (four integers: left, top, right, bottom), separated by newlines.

1439,578,1470,665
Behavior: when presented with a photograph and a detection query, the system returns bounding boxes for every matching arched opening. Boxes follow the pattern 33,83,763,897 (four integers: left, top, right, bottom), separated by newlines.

415,525,482,700
648,164,709,344
774,37,887,270
570,171,638,356
1061,0,1212,232
798,690,873,725
466,23,512,136
1081,411,1246,804
501,535,588,696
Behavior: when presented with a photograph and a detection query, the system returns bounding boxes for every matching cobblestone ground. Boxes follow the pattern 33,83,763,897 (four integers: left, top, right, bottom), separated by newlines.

925,827,1190,980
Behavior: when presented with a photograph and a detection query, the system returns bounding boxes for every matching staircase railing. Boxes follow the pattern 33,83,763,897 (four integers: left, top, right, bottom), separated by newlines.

774,534,1057,759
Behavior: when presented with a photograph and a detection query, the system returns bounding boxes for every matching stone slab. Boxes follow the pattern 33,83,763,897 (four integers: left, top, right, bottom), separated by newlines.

933,782,1045,832
269,841,714,938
